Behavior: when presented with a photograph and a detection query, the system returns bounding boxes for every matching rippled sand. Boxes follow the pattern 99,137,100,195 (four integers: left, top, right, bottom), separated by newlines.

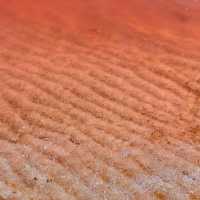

0,1,200,199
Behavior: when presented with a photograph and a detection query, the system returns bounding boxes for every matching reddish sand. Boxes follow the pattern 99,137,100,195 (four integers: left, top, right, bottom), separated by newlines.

0,0,200,199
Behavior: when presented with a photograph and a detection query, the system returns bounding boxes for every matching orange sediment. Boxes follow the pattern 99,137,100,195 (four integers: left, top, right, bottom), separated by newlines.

0,0,200,199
